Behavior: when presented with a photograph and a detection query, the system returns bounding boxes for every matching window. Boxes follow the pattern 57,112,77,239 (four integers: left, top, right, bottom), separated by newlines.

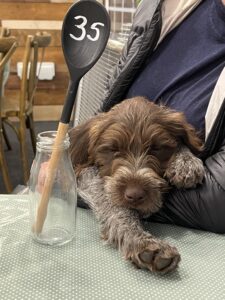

104,0,138,41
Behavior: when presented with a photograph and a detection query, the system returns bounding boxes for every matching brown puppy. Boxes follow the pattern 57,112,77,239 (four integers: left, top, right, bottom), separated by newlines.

70,97,205,274
70,97,203,215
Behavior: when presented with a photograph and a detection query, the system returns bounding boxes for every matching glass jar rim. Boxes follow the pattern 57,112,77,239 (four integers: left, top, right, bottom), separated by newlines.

37,131,70,151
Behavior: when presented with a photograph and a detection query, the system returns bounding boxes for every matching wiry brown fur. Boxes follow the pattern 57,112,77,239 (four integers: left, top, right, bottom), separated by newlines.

70,97,205,274
70,97,203,215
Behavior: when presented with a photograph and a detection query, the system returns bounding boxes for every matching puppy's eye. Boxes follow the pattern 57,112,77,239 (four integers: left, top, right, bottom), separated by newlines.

98,145,117,154
113,151,120,158
106,147,118,155
148,145,175,161
150,145,160,152
147,145,160,154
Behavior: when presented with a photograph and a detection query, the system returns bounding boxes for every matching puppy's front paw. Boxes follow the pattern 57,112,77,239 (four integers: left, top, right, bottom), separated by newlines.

127,235,180,275
165,148,205,189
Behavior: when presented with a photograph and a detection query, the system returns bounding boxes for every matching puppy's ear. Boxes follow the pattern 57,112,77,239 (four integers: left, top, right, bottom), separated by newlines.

69,114,102,173
161,110,204,154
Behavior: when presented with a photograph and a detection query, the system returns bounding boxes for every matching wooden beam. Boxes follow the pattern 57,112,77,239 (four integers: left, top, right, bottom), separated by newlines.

33,105,64,121
9,46,66,68
6,72,69,90
4,89,67,106
34,90,67,105
0,3,71,20
0,0,77,2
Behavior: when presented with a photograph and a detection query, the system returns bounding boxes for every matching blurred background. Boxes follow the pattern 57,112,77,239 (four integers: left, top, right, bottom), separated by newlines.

0,0,139,193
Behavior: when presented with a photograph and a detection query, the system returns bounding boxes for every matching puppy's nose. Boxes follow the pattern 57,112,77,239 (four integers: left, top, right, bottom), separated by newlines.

124,185,146,202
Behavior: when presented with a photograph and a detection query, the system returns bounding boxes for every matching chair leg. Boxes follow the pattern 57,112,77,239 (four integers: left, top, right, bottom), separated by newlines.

0,138,13,193
19,120,30,184
26,114,36,154
2,122,12,151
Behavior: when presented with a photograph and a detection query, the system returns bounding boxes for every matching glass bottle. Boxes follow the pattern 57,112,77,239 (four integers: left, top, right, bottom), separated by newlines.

29,131,77,246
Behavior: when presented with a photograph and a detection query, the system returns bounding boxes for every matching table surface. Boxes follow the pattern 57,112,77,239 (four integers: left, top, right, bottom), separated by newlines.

1,195,225,300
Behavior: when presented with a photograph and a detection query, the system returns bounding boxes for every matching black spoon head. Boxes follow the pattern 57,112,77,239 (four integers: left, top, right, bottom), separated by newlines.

62,0,111,81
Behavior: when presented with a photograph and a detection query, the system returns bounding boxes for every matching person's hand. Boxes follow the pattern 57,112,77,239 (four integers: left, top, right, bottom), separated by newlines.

222,0,225,6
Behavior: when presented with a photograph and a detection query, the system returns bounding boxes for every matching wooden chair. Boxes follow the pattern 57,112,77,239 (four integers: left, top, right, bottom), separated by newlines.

0,27,11,38
1,32,51,184
0,36,18,192
0,27,12,152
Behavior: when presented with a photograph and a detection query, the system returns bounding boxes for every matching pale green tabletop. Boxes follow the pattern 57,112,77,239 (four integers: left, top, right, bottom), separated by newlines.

0,195,225,300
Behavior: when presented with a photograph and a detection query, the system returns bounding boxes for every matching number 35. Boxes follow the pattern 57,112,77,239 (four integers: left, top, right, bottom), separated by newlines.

69,16,104,42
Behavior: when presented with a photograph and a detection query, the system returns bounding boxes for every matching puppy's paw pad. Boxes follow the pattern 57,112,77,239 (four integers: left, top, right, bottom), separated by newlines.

155,257,173,271
153,247,180,274
132,240,180,274
139,250,154,263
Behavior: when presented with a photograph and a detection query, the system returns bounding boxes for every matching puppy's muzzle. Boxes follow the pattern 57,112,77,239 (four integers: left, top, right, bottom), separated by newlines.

104,163,168,214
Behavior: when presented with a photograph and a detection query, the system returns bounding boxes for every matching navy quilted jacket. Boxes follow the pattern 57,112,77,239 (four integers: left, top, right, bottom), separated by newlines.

100,0,225,233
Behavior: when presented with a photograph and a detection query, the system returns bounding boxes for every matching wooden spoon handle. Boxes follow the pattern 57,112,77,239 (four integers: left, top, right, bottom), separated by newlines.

33,122,69,234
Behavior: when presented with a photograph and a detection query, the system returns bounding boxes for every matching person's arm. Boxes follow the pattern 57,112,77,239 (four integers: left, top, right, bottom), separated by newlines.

100,0,163,112
152,137,225,234
222,0,225,6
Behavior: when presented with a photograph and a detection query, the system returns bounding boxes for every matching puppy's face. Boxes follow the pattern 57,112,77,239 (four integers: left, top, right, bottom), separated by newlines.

70,97,203,214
